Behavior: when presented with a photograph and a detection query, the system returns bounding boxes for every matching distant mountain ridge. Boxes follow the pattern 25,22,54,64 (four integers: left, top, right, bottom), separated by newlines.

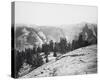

15,22,97,51
15,25,46,51
40,26,65,42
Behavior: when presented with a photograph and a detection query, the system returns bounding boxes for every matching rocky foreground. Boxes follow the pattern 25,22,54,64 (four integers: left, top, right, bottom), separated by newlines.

21,45,97,78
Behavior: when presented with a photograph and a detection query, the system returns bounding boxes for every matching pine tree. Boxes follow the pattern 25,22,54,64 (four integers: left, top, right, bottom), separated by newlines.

59,38,67,54
53,42,57,57
49,40,54,52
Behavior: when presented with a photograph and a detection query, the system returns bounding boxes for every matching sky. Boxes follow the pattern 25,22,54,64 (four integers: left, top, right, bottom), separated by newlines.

15,2,98,26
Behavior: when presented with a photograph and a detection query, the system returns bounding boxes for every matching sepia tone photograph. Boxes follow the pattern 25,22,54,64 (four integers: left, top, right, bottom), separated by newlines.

12,2,97,78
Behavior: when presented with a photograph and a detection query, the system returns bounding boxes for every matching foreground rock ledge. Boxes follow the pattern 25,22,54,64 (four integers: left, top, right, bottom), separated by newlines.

21,45,97,78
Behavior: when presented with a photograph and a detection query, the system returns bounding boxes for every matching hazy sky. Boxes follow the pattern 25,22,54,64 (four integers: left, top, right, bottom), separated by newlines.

15,2,98,26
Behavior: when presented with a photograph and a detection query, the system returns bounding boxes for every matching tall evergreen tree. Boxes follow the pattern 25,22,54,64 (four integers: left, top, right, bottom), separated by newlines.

59,38,67,54
49,40,54,52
